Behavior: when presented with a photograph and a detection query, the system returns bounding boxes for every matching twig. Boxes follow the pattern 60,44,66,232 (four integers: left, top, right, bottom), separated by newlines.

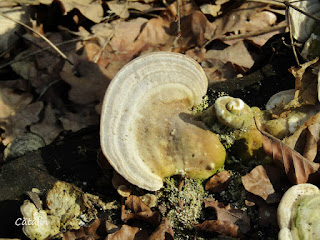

204,21,287,47
285,5,300,65
245,0,285,8
171,0,181,50
0,37,92,69
92,31,114,63
0,11,73,65
36,79,60,101
284,0,320,22
217,21,287,42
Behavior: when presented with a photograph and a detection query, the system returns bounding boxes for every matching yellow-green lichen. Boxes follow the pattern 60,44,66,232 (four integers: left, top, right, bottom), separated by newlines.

158,177,207,239
190,95,209,114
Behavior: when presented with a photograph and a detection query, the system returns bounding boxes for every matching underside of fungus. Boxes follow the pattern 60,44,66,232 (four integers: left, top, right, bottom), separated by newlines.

100,52,226,191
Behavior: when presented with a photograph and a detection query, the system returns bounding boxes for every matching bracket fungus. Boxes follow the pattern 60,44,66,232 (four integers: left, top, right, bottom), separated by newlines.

278,183,320,240
100,52,226,191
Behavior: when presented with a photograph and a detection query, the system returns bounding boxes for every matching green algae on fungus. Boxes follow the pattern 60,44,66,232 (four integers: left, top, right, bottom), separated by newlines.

200,96,264,161
190,95,209,114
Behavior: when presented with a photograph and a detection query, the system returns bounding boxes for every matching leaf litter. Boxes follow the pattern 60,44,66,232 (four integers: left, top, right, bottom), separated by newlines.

2,0,320,239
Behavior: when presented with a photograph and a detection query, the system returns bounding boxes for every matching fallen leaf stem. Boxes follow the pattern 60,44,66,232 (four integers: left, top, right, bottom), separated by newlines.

0,37,92,69
0,11,72,65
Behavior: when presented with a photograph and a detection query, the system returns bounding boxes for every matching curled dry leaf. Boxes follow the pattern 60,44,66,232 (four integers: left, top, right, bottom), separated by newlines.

30,104,62,144
40,0,103,23
255,118,320,184
106,224,148,240
59,106,99,132
241,165,280,202
204,199,250,234
205,170,231,193
284,111,320,163
204,41,255,71
194,220,239,238
0,90,43,145
60,52,111,106
62,218,102,240
107,0,151,19
148,218,174,240
121,195,160,226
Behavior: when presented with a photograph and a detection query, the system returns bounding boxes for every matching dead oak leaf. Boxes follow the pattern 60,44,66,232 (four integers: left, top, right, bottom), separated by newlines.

121,195,160,226
30,104,62,144
0,87,33,119
194,220,239,238
204,41,255,70
241,165,281,203
255,118,320,184
204,199,250,234
60,52,111,106
283,109,320,163
107,1,152,19
0,88,43,145
148,218,174,240
205,170,231,193
59,106,99,132
40,0,104,23
0,101,43,146
106,224,148,240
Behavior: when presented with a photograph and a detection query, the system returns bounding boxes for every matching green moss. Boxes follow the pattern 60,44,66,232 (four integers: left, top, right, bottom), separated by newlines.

158,177,207,239
191,95,209,114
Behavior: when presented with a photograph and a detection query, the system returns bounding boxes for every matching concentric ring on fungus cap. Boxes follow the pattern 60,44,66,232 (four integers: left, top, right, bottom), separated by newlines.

100,52,226,191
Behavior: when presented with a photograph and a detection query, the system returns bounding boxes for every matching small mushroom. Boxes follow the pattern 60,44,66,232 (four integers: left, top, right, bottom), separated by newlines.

278,183,320,240
100,52,226,191
214,96,254,129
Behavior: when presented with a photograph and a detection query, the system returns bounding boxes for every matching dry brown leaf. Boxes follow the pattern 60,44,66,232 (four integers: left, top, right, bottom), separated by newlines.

107,1,151,19
204,199,250,234
202,60,238,84
241,165,275,201
106,225,148,240
0,89,43,145
121,195,160,226
205,170,231,193
148,218,174,240
209,2,267,41
59,107,99,132
30,104,62,144
0,88,33,119
55,0,103,23
194,220,239,238
288,58,319,107
60,52,111,106
284,111,320,162
204,41,255,70
62,218,102,240
256,119,320,184
241,11,280,46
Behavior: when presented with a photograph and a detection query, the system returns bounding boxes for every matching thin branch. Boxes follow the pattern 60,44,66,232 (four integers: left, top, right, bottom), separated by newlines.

93,31,114,63
0,11,73,65
217,21,287,42
284,0,320,22
245,0,285,8
204,21,287,47
171,0,181,50
0,37,92,69
286,5,300,65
